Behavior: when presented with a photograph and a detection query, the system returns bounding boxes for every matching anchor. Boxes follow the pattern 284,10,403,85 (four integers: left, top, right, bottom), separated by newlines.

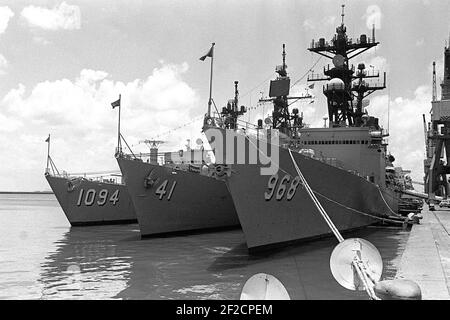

143,170,158,189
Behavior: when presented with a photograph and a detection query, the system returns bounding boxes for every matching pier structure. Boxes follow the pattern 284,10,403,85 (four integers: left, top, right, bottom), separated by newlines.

396,206,450,299
424,43,450,200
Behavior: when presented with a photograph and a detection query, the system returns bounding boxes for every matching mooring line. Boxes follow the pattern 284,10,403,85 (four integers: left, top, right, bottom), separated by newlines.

287,148,379,300
288,148,344,242
240,135,381,299
243,135,399,223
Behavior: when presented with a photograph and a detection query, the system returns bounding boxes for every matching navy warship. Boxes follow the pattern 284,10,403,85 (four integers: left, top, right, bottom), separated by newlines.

116,43,239,237
204,7,403,250
116,140,238,237
44,135,136,226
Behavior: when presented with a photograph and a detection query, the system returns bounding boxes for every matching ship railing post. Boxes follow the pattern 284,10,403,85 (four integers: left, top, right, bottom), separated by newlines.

45,133,50,174
118,94,122,154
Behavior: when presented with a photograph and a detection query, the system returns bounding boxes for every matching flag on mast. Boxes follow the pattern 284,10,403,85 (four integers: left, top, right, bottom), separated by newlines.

111,95,121,109
199,44,214,61
45,134,50,143
308,83,315,89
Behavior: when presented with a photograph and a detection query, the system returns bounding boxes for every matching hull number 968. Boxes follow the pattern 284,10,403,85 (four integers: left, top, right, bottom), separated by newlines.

264,173,301,201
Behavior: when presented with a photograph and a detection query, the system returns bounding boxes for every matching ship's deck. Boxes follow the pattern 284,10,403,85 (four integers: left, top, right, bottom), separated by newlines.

396,206,450,299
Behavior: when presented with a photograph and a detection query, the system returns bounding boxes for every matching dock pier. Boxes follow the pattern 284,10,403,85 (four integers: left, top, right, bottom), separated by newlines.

395,207,450,299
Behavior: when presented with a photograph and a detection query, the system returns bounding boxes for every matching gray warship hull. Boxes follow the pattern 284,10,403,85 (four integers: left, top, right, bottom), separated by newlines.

204,128,397,250
116,157,239,236
45,174,136,226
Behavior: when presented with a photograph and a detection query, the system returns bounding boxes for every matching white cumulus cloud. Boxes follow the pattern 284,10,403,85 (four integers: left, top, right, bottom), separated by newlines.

363,5,382,30
365,56,389,74
303,19,315,30
0,6,14,34
322,16,336,26
0,53,8,74
21,2,81,30
0,62,201,191
368,85,431,182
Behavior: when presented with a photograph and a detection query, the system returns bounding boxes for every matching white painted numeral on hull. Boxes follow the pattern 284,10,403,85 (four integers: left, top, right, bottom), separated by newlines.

167,181,177,200
265,174,301,201
264,174,279,200
76,189,84,206
85,189,96,205
155,180,177,200
75,188,119,206
110,189,119,205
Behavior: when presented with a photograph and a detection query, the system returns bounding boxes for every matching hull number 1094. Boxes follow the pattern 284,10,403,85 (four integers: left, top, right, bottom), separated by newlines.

264,173,301,201
76,188,119,206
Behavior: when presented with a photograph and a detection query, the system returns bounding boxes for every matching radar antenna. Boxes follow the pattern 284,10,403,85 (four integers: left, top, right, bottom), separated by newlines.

432,61,437,102
140,139,165,164
259,44,311,137
307,6,386,127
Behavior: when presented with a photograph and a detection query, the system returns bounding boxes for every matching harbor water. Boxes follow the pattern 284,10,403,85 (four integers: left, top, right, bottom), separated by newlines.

0,193,410,300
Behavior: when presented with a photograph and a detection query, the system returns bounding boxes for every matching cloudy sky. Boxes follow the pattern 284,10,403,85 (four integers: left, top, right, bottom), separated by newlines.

0,0,449,191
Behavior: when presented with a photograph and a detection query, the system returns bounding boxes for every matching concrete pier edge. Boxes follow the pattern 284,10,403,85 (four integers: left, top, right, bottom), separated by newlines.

395,208,450,300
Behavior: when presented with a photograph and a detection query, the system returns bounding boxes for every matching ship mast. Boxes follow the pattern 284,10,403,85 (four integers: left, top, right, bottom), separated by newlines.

432,61,437,101
220,81,247,129
307,4,386,128
259,44,311,137
140,139,165,164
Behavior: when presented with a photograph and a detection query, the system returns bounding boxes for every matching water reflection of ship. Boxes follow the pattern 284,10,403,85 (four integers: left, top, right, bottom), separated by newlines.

36,222,408,299
113,226,408,300
38,225,138,299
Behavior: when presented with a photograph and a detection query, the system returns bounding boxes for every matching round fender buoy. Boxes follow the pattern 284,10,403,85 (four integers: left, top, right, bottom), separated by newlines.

240,273,290,300
330,238,383,291
374,279,422,300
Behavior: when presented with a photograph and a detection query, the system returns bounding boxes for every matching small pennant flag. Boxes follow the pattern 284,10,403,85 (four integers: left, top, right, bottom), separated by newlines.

111,95,121,109
309,100,315,104
199,43,214,61
308,83,315,89
45,134,50,143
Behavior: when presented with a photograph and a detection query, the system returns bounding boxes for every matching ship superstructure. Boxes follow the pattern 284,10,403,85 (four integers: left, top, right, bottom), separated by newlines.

300,5,388,188
204,6,401,250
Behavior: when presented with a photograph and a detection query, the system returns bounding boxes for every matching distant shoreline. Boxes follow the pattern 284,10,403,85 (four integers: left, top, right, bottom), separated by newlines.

0,191,54,194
